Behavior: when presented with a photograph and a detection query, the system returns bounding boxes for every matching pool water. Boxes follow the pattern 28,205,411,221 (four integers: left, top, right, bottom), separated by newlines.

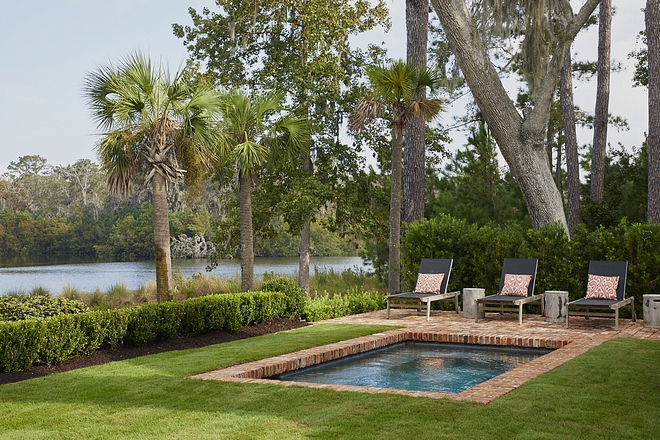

272,341,552,394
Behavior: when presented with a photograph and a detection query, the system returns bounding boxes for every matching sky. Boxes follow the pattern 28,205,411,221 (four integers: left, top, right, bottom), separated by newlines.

0,0,648,175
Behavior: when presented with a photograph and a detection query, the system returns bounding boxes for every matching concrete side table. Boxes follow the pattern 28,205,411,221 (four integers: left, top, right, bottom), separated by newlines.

463,288,485,319
643,294,660,328
544,290,568,323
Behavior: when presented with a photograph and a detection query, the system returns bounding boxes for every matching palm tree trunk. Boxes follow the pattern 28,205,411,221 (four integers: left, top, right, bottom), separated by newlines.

403,0,429,224
389,128,403,294
590,0,612,202
152,172,172,302
239,171,255,291
647,0,660,223
562,48,581,232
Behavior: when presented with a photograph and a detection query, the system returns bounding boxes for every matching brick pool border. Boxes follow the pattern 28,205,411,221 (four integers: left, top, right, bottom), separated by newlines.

190,328,606,403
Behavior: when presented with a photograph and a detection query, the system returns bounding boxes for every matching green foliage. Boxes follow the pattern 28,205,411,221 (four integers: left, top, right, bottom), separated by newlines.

0,290,292,372
582,143,648,230
425,123,530,227
402,215,660,315
0,319,45,372
0,294,88,321
302,290,386,322
260,277,306,319
95,201,155,260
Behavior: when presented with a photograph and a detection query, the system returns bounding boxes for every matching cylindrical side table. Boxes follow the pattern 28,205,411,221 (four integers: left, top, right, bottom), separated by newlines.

463,288,485,319
643,294,660,328
544,290,569,323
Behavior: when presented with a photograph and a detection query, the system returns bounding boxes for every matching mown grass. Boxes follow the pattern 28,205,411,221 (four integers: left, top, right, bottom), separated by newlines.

0,326,658,439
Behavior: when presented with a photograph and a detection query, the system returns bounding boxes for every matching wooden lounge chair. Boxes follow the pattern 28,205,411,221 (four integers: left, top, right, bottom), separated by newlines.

386,258,461,321
475,258,543,325
566,261,635,330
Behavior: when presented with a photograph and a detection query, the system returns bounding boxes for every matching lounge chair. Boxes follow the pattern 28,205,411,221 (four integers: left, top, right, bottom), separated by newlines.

475,258,543,325
386,258,461,321
566,260,635,330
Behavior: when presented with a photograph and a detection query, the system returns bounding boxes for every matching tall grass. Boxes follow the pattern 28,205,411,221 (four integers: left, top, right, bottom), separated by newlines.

57,266,385,309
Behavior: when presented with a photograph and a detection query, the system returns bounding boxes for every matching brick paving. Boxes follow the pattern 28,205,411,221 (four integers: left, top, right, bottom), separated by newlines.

192,309,660,404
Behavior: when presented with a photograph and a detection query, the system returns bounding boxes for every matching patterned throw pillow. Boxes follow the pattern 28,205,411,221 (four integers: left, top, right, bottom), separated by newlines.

414,273,445,294
500,274,532,297
585,274,619,300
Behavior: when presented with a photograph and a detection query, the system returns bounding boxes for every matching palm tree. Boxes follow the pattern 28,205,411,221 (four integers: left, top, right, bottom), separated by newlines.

83,52,222,302
349,60,443,294
217,90,309,291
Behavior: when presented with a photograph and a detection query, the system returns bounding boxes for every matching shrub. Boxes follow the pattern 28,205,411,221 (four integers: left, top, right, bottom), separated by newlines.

302,290,386,322
402,215,660,316
0,319,45,372
260,277,306,319
0,294,89,321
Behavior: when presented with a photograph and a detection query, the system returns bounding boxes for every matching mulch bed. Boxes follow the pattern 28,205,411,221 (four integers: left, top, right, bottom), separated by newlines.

0,318,310,385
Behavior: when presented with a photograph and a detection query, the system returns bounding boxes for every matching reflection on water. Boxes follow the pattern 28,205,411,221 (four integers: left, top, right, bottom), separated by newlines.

0,256,367,295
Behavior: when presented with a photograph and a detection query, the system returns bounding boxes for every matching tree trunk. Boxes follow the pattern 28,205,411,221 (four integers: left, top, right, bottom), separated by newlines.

298,155,313,293
403,0,429,224
429,0,601,233
590,0,612,202
555,141,562,192
562,48,581,232
239,171,255,291
389,128,403,295
152,172,172,302
648,0,660,223
298,221,311,293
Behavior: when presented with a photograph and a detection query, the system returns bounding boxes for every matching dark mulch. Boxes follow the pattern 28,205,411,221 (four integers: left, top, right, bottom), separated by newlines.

0,318,310,386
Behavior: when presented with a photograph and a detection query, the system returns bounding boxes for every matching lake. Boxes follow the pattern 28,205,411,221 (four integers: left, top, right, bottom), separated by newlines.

0,256,368,296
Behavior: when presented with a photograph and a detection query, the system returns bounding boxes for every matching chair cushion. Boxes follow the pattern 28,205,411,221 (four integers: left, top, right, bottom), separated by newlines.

414,273,445,294
500,274,532,297
585,274,619,300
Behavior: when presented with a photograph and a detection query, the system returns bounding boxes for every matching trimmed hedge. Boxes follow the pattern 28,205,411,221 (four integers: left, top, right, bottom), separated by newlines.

402,215,660,316
0,291,289,373
303,290,386,322
260,276,307,318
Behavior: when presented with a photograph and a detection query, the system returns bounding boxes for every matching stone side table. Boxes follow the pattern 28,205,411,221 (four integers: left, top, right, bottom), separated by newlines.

643,294,660,328
544,290,568,323
463,288,485,319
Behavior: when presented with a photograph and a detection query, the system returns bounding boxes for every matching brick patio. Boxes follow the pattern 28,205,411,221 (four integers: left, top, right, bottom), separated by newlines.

192,309,660,404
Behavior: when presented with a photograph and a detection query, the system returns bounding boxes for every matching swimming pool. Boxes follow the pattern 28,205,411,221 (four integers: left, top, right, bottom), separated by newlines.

272,341,552,394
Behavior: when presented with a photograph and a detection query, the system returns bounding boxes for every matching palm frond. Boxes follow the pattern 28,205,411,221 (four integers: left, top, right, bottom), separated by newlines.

95,130,139,195
269,113,311,162
234,140,268,175
348,97,385,132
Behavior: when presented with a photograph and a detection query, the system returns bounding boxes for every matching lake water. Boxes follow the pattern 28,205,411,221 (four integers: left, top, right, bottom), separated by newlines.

0,256,367,295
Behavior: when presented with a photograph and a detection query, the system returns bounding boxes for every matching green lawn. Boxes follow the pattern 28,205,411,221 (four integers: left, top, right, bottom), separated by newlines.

0,324,659,439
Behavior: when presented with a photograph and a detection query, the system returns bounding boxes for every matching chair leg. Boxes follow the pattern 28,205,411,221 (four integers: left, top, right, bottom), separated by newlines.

615,308,619,330
518,302,523,326
426,300,431,321
632,298,636,322
386,300,390,319
475,301,480,323
566,309,570,329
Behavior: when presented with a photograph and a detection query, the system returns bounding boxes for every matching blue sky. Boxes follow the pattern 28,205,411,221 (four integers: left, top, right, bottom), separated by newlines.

0,0,647,174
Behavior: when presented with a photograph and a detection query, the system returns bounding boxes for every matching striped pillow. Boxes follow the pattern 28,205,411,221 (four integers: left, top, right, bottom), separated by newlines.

500,274,532,297
585,274,619,300
414,273,445,294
